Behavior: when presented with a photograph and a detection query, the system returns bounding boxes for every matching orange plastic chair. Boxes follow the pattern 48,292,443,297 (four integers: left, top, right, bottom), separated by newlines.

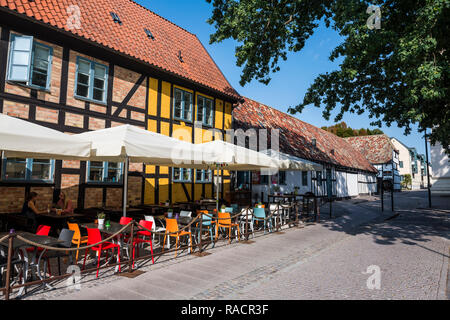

162,218,192,258
67,222,88,262
215,212,240,244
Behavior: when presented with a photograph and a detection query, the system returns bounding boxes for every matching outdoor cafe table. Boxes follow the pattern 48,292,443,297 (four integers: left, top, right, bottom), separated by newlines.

0,232,64,295
80,222,135,271
268,194,302,203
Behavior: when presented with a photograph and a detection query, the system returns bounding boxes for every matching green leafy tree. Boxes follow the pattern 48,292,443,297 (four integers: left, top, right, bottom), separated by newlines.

401,174,412,190
206,0,450,152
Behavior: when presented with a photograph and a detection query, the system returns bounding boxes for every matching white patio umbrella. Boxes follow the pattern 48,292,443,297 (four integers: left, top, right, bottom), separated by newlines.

259,149,323,200
260,149,323,171
0,113,91,160
200,140,279,211
76,125,224,216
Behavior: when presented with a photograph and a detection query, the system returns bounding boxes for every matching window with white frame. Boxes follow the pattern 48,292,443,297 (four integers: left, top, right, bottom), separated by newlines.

302,171,308,186
196,169,212,183
87,161,122,183
75,57,108,103
173,88,193,122
2,158,54,182
7,34,53,90
278,171,286,185
197,95,214,126
173,168,191,182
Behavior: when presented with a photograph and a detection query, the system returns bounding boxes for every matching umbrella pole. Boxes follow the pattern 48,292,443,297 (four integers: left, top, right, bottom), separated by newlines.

123,156,129,217
216,164,220,213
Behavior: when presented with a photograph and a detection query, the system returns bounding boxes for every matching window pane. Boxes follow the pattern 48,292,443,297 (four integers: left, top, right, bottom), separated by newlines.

196,170,203,181
78,73,89,85
205,99,212,125
93,78,104,89
76,84,89,97
197,97,204,122
106,162,122,182
34,46,49,61
31,160,51,180
93,88,104,101
183,92,192,120
173,168,181,181
31,70,47,88
183,169,190,181
174,90,182,119
14,37,33,51
12,51,30,65
78,60,90,74
10,65,28,80
205,170,211,182
89,167,103,182
4,158,27,180
94,65,106,78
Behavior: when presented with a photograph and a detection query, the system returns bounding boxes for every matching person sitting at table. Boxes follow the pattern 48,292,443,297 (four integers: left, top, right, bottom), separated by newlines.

56,191,74,215
22,192,46,231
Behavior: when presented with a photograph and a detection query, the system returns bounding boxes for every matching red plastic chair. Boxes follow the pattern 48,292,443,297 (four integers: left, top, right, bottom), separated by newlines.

36,225,51,236
118,217,133,244
82,228,121,278
132,220,154,268
119,217,133,225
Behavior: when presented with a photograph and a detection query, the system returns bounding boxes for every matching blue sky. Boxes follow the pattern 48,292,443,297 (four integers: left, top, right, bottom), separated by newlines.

136,0,428,155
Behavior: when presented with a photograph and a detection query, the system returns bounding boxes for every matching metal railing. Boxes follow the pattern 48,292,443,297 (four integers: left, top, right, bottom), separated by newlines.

0,198,320,300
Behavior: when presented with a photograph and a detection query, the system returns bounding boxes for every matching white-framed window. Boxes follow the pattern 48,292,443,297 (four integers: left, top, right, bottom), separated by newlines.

7,34,53,90
75,57,108,103
173,168,191,182
302,171,308,186
173,88,193,122
278,171,287,185
1,158,54,182
197,95,214,126
87,161,122,183
196,169,212,183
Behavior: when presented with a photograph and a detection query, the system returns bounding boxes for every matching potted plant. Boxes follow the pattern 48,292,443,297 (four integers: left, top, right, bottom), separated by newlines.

273,185,281,196
294,186,300,195
97,212,106,226
220,204,227,213
256,202,263,208
167,208,174,218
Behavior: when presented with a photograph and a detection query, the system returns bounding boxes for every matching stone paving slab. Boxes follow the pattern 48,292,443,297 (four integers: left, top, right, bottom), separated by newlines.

14,191,449,300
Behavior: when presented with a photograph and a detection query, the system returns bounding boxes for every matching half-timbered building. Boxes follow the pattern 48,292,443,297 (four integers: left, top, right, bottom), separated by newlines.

0,0,240,213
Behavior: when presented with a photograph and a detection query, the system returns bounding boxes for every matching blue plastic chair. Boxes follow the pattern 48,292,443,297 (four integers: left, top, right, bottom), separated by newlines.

253,207,272,234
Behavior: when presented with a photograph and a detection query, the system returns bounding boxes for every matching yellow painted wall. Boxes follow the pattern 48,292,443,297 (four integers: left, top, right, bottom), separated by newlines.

144,78,233,205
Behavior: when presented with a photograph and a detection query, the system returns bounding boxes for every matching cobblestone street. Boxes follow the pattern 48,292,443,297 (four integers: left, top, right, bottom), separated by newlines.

23,191,449,300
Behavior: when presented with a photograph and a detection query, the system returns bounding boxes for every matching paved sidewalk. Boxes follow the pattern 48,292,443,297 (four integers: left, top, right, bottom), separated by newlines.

21,191,449,300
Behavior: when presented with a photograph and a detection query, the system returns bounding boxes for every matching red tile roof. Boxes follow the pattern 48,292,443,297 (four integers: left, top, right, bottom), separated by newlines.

0,0,240,100
234,97,377,173
344,135,397,164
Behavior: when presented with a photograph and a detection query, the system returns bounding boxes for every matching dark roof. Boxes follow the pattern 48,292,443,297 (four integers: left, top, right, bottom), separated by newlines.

1,0,240,100
233,97,377,172
345,135,397,164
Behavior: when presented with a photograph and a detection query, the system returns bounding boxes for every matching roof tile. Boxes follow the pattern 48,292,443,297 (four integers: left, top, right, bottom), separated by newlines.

234,97,377,172
1,0,239,100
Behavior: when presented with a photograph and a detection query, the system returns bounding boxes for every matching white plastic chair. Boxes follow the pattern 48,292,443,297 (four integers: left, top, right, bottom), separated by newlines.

144,215,166,242
239,208,254,238
179,211,192,218
269,204,283,227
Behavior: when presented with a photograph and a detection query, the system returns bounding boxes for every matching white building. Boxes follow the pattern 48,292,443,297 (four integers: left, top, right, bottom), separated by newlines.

345,135,401,191
233,97,378,203
430,143,450,193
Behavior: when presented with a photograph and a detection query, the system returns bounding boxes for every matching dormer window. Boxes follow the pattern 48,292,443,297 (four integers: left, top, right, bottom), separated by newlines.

110,12,122,25
144,28,155,40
